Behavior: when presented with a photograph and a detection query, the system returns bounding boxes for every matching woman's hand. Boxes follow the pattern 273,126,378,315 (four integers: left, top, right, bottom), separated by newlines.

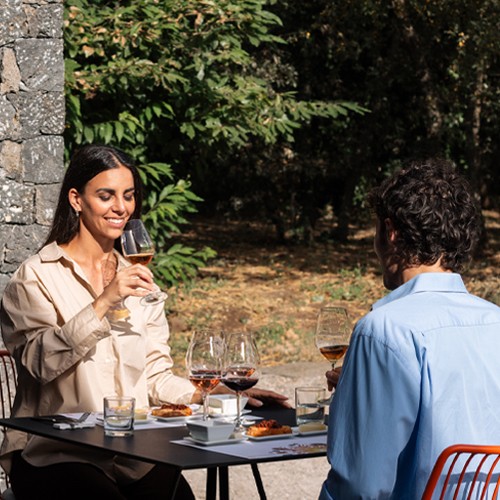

326,367,342,391
93,264,156,319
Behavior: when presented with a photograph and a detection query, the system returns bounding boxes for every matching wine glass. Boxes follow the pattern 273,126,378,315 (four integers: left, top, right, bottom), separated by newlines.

315,306,351,403
222,332,260,434
185,331,224,420
121,219,167,306
102,255,130,322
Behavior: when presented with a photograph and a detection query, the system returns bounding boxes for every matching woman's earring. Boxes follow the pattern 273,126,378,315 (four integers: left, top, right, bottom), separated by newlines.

75,209,80,218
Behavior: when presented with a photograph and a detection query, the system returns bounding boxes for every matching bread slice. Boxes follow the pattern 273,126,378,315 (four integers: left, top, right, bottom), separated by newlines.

246,419,292,437
151,403,192,418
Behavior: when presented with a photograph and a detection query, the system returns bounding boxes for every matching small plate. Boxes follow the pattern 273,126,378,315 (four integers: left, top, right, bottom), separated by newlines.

95,414,155,426
185,435,247,446
297,428,328,436
134,418,155,425
209,408,252,417
151,404,201,422
245,431,296,441
154,415,201,423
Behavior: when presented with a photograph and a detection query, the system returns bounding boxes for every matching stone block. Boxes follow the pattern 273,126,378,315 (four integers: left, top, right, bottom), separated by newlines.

25,3,63,39
0,94,20,141
0,4,27,47
22,135,64,183
0,222,11,254
1,223,47,273
19,91,65,138
0,140,22,180
0,178,34,224
36,182,60,225
0,273,11,299
15,39,64,92
0,47,21,94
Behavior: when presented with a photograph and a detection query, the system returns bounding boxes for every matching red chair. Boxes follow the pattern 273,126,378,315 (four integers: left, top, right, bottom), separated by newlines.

422,444,500,499
0,349,17,499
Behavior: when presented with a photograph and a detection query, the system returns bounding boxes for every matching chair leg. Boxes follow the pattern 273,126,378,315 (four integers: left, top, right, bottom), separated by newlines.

251,463,267,500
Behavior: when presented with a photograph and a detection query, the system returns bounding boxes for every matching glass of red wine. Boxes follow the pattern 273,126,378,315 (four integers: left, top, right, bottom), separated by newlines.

185,330,224,421
315,306,351,404
222,332,260,434
121,219,167,306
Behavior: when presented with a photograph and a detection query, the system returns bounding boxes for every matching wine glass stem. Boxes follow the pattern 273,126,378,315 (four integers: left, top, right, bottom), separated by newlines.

235,391,242,431
202,392,209,421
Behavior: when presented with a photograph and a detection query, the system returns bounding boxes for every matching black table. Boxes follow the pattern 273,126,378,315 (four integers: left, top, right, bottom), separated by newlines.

0,408,327,499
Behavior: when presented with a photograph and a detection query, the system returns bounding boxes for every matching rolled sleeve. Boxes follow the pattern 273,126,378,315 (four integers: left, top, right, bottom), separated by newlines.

143,302,194,404
1,264,111,384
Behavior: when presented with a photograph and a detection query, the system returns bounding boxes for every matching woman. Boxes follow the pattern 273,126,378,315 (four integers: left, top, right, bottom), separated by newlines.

0,144,287,499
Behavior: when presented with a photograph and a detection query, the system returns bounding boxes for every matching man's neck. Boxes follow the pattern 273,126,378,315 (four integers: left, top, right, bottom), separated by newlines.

401,261,451,284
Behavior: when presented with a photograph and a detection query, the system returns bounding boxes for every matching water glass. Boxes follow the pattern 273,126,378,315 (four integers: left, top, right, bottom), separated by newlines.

103,396,135,437
295,387,326,426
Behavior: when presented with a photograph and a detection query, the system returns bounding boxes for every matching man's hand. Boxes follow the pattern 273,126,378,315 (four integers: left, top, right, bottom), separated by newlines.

243,387,291,408
326,367,342,391
210,384,290,408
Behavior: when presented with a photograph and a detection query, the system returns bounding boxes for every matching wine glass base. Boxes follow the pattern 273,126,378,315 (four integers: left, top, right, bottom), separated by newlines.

140,292,167,306
232,425,246,437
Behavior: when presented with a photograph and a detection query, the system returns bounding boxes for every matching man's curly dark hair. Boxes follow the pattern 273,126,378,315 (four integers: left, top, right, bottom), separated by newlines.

368,158,481,273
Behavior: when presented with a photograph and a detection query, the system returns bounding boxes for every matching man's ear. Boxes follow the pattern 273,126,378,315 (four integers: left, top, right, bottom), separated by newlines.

384,218,397,243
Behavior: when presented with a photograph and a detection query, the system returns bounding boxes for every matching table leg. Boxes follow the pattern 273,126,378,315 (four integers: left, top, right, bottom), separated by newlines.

206,467,217,500
251,463,267,500
169,469,181,500
219,466,229,500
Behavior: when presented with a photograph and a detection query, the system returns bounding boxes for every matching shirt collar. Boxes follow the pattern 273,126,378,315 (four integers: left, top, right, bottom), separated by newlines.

39,241,128,269
372,273,468,310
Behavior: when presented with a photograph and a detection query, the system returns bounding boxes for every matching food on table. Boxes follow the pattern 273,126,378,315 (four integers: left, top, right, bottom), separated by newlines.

134,408,149,420
298,422,327,433
151,403,193,418
246,419,292,437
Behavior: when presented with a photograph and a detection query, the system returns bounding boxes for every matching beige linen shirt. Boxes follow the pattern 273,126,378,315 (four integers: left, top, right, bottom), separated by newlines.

0,242,194,481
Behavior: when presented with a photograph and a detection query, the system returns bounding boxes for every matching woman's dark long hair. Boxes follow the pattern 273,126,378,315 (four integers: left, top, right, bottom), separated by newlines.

43,144,143,247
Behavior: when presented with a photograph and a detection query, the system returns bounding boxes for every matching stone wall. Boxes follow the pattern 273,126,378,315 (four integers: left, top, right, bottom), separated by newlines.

0,0,65,296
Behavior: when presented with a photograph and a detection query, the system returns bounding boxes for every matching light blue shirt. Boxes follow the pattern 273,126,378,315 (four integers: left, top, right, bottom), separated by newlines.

320,273,500,499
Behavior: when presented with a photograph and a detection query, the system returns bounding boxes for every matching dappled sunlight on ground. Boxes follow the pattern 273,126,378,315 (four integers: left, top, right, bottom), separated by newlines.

166,211,499,370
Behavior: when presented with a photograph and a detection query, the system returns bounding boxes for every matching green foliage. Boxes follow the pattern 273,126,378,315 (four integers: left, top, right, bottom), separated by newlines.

268,0,500,219
64,0,363,280
207,0,498,242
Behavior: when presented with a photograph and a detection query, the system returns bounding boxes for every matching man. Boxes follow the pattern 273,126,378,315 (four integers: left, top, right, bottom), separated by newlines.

320,159,500,498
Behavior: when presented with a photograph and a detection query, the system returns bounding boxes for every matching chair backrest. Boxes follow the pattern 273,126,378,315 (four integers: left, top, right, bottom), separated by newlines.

0,350,17,420
422,444,500,500
0,349,17,494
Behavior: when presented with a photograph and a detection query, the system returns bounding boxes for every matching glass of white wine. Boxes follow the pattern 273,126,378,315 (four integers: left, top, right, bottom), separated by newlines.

121,219,167,306
315,306,351,403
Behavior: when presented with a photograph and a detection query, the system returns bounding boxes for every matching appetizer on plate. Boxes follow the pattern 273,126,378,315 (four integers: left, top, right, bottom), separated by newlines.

246,419,292,437
134,408,150,421
151,403,193,418
298,422,327,433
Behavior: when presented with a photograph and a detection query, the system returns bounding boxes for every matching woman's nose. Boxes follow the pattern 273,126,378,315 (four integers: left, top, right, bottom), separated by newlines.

112,197,127,213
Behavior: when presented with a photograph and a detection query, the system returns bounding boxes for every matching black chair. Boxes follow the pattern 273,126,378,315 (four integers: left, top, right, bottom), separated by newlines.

0,349,17,500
